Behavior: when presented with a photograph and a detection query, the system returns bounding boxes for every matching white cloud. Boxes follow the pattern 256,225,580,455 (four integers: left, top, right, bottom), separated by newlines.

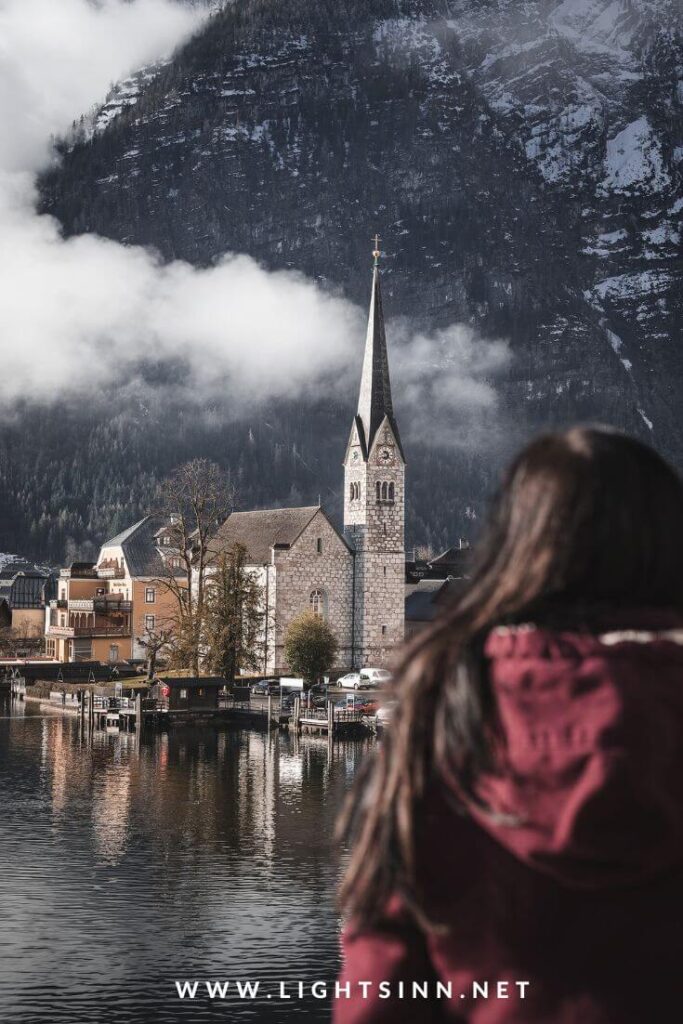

0,0,205,174
392,322,511,449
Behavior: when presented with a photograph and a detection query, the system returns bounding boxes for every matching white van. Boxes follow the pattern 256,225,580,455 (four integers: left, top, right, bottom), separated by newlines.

360,667,393,686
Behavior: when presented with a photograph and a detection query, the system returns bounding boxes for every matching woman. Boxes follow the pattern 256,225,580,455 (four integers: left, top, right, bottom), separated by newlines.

335,427,683,1023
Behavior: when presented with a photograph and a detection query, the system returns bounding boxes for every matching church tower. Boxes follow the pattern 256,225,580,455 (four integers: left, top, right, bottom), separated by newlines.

343,240,405,667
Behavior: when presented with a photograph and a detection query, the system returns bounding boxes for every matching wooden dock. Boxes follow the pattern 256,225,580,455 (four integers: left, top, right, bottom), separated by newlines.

7,681,374,738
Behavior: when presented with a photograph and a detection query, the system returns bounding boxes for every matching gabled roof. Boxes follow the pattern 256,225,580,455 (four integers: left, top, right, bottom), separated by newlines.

209,506,323,564
429,545,471,570
0,559,50,583
355,265,404,460
100,514,182,579
103,518,148,548
405,578,469,622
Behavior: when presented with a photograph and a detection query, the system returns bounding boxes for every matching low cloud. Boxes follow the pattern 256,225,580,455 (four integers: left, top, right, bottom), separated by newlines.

0,0,509,444
392,322,511,449
0,174,361,404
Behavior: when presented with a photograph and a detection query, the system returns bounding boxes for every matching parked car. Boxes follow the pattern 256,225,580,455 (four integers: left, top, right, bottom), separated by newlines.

375,700,396,733
250,678,280,696
337,672,369,690
335,694,379,715
360,667,393,686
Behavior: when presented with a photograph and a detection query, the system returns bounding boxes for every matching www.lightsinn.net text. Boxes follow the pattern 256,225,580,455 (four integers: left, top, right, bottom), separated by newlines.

175,979,531,1002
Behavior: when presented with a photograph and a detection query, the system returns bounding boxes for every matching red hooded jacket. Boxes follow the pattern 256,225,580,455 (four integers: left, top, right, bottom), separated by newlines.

335,614,683,1023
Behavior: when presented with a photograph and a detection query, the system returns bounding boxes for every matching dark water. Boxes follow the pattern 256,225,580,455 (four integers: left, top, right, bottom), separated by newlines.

0,694,373,1023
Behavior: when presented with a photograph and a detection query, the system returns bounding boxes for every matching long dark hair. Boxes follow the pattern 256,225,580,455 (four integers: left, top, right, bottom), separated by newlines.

338,426,683,928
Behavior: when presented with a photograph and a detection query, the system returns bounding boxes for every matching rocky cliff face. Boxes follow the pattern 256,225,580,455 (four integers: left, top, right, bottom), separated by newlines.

19,0,683,559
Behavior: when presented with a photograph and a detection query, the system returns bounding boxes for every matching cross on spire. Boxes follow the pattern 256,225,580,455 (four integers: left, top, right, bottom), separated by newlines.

372,234,381,267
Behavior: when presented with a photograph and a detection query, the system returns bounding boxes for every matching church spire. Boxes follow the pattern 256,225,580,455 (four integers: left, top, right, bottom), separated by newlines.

356,238,403,458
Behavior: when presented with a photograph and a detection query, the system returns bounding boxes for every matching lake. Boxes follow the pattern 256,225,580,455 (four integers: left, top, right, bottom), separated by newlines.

0,694,373,1023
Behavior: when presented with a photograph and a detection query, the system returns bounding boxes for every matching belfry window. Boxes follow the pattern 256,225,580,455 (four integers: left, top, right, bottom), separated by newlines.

310,589,326,619
376,480,395,503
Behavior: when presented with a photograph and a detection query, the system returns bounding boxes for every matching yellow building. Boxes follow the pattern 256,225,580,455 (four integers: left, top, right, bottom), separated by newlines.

45,516,184,663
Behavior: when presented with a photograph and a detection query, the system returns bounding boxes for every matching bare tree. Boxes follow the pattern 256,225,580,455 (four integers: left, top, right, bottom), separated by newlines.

137,622,176,680
152,459,235,677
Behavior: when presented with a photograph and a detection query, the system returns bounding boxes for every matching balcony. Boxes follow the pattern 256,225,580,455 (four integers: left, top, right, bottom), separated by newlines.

68,597,132,613
97,560,126,579
47,623,131,638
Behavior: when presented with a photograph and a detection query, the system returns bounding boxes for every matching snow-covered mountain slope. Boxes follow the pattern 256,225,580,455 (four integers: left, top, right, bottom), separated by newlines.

448,0,682,434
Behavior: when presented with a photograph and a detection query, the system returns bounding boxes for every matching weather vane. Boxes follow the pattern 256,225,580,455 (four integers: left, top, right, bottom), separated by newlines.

372,233,381,267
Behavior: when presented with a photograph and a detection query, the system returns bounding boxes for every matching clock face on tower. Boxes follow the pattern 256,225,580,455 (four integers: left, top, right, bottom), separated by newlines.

351,449,360,463
378,446,392,463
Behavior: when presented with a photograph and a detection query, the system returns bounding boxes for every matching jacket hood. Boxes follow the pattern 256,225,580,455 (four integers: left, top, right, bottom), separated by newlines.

465,610,683,889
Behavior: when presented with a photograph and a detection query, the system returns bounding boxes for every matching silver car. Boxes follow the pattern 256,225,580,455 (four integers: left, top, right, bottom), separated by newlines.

337,672,364,690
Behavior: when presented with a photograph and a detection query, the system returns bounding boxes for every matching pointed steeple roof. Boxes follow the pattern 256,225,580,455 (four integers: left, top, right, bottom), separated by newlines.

356,261,404,459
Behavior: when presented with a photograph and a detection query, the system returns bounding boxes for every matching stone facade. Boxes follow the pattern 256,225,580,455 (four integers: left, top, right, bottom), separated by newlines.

266,510,354,673
344,417,405,667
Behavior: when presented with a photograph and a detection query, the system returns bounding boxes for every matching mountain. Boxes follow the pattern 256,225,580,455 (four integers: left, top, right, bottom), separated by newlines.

8,0,683,562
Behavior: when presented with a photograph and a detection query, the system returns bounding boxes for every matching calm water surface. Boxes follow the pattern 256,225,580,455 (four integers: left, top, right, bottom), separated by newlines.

0,694,373,1023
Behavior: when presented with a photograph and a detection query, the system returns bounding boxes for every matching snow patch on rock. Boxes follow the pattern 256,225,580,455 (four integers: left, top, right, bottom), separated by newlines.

600,116,669,194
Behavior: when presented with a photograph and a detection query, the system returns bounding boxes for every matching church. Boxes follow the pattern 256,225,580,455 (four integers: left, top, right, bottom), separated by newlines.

208,244,406,672
53,247,410,671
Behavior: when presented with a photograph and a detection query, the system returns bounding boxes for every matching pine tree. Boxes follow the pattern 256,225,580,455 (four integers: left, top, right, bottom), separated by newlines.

202,543,264,681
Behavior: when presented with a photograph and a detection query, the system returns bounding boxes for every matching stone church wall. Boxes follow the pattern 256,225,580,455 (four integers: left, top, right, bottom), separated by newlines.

271,511,354,674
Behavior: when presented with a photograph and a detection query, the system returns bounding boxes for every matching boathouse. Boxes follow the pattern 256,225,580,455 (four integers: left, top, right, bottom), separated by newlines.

153,677,227,711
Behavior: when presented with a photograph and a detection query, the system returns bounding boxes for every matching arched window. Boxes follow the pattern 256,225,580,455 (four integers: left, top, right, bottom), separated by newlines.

354,482,360,500
388,482,395,501
381,482,388,500
310,589,326,619
349,482,354,501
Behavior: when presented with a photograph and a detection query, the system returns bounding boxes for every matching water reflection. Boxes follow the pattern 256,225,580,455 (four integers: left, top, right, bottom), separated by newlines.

0,703,373,1023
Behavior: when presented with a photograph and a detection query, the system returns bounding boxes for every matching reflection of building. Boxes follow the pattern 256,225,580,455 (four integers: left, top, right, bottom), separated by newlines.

91,760,132,866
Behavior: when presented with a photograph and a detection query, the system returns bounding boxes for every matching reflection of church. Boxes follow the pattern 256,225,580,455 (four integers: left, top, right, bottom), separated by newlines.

209,247,406,671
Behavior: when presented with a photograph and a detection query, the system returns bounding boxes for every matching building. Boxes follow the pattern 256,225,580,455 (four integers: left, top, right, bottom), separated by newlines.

343,251,406,665
45,562,133,663
404,544,472,637
208,248,405,672
45,516,185,663
209,505,355,673
0,560,55,656
95,514,185,660
152,676,226,711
